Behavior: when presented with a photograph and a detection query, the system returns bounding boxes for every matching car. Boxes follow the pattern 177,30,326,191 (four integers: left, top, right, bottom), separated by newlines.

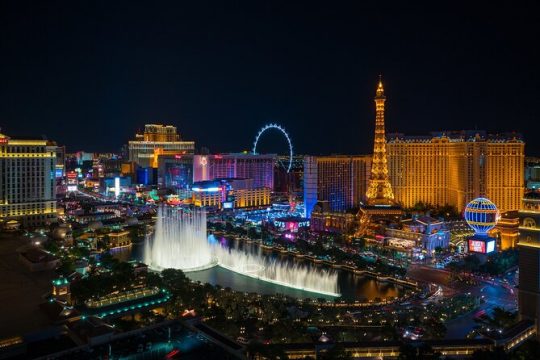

165,349,181,359
236,336,249,345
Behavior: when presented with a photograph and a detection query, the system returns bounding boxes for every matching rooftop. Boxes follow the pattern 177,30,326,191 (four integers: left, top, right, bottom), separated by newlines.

387,130,523,143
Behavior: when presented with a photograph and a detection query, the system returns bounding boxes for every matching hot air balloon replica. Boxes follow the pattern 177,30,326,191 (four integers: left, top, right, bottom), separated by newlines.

464,197,499,255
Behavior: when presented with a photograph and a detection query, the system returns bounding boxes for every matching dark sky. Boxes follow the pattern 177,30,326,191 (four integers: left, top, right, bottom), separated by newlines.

1,1,539,155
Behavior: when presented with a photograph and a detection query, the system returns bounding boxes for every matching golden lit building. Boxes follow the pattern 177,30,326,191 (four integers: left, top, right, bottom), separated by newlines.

310,201,357,233
128,124,195,168
192,187,223,208
490,211,519,250
0,132,57,227
138,124,179,142
518,191,540,340
52,276,71,304
191,178,270,209
230,187,271,208
105,230,132,248
387,131,524,212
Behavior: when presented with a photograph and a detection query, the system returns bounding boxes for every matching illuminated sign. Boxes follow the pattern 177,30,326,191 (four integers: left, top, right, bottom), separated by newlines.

468,240,485,253
67,185,77,192
223,202,233,209
468,238,496,254
192,187,220,192
114,177,120,198
486,240,495,253
0,137,9,144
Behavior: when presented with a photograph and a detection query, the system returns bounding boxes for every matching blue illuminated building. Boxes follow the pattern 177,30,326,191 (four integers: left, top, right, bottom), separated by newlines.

136,167,155,185
303,155,371,218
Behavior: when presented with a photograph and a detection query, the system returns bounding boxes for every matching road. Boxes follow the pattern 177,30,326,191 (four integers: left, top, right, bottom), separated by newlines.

444,280,517,339
407,264,518,339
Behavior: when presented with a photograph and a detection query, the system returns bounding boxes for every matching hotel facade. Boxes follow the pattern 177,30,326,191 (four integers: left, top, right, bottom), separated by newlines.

386,131,524,212
518,191,540,340
193,153,275,190
128,124,195,168
304,155,371,218
0,132,57,228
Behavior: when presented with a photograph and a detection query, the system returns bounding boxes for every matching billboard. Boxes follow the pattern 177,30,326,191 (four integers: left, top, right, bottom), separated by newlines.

468,240,485,253
486,240,495,253
468,239,496,254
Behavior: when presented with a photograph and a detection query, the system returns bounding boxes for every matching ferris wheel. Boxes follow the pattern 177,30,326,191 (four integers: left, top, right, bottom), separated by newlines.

252,123,293,173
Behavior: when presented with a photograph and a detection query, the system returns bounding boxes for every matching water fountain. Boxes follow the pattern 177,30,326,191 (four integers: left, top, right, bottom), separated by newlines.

144,205,215,271
144,206,340,296
213,242,340,297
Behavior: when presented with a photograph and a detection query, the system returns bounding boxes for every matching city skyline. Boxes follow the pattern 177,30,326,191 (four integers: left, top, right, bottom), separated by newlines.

2,3,540,358
1,2,540,155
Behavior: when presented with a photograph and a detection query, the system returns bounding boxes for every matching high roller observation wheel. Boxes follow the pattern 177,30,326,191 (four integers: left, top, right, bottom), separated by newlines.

252,123,293,173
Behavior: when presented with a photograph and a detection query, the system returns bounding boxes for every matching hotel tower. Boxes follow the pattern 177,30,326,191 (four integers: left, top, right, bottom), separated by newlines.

386,131,524,212
0,132,57,228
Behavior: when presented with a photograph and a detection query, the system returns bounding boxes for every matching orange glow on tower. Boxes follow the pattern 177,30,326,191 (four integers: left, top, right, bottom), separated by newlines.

365,76,395,205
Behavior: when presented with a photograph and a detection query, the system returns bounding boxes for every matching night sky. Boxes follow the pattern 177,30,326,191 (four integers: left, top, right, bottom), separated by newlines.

1,2,539,155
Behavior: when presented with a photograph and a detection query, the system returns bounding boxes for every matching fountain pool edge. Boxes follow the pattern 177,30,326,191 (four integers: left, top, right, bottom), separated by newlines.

149,258,219,273
217,263,341,297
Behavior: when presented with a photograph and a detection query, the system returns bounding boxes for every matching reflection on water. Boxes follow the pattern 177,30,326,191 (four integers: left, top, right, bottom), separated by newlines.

114,238,404,301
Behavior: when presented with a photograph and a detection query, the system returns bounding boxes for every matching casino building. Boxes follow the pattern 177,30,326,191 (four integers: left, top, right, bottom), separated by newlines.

128,124,195,168
193,153,275,190
387,131,524,212
191,178,270,210
385,216,450,252
0,132,58,228
518,191,540,339
303,155,371,218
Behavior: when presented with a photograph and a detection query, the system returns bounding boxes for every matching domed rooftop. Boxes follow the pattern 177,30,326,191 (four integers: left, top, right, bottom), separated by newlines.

464,197,499,234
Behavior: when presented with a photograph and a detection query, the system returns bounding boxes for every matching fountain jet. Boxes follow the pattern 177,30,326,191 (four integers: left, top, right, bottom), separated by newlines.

213,242,340,297
144,205,215,271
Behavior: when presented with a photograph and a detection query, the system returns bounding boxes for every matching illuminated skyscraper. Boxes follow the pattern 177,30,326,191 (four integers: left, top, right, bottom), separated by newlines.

518,191,540,339
193,153,275,189
303,155,371,218
138,124,179,142
128,124,195,168
386,131,524,212
525,157,540,190
0,132,57,228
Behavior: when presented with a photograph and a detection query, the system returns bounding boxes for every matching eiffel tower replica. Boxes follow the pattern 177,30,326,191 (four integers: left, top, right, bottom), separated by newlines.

357,77,402,236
